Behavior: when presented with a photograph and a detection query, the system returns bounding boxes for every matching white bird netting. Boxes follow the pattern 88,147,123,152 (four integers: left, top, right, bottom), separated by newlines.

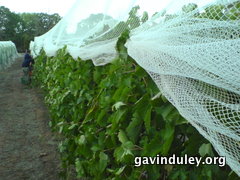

30,0,240,175
0,41,18,71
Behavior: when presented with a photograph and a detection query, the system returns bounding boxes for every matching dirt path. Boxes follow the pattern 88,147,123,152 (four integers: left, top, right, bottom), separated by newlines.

0,55,60,180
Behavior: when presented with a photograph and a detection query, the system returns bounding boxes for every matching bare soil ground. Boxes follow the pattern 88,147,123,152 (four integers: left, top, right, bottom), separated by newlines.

0,55,60,180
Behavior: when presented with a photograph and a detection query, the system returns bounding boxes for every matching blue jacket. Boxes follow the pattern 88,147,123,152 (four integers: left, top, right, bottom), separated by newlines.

22,53,34,67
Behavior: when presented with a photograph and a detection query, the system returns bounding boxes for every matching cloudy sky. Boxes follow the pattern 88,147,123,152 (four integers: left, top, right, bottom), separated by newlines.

0,0,171,21
0,0,77,16
0,0,214,18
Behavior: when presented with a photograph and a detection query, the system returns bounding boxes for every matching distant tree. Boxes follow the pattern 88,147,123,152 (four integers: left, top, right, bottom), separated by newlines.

36,13,61,35
0,6,23,39
20,13,61,36
0,6,11,39
0,6,61,52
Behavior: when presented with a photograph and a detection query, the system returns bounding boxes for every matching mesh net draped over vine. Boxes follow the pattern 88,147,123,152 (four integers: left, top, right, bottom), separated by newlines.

30,0,240,175
0,41,18,71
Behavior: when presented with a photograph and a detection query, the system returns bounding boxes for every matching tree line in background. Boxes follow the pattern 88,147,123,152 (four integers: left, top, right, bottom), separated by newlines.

0,6,61,52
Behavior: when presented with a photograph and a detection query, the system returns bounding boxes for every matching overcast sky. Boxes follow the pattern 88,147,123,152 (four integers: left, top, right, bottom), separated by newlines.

0,0,77,16
0,0,214,18
0,0,162,17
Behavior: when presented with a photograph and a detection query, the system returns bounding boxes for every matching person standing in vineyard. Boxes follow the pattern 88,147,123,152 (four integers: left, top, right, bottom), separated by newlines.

21,50,34,84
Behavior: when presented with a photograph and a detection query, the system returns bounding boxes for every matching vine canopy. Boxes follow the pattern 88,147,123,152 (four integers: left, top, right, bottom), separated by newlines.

30,0,240,175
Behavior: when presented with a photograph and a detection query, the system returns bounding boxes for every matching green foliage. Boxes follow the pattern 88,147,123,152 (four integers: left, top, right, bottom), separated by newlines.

141,11,149,23
0,6,24,49
32,30,235,179
182,3,198,13
0,6,61,51
200,5,225,20
126,5,141,29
